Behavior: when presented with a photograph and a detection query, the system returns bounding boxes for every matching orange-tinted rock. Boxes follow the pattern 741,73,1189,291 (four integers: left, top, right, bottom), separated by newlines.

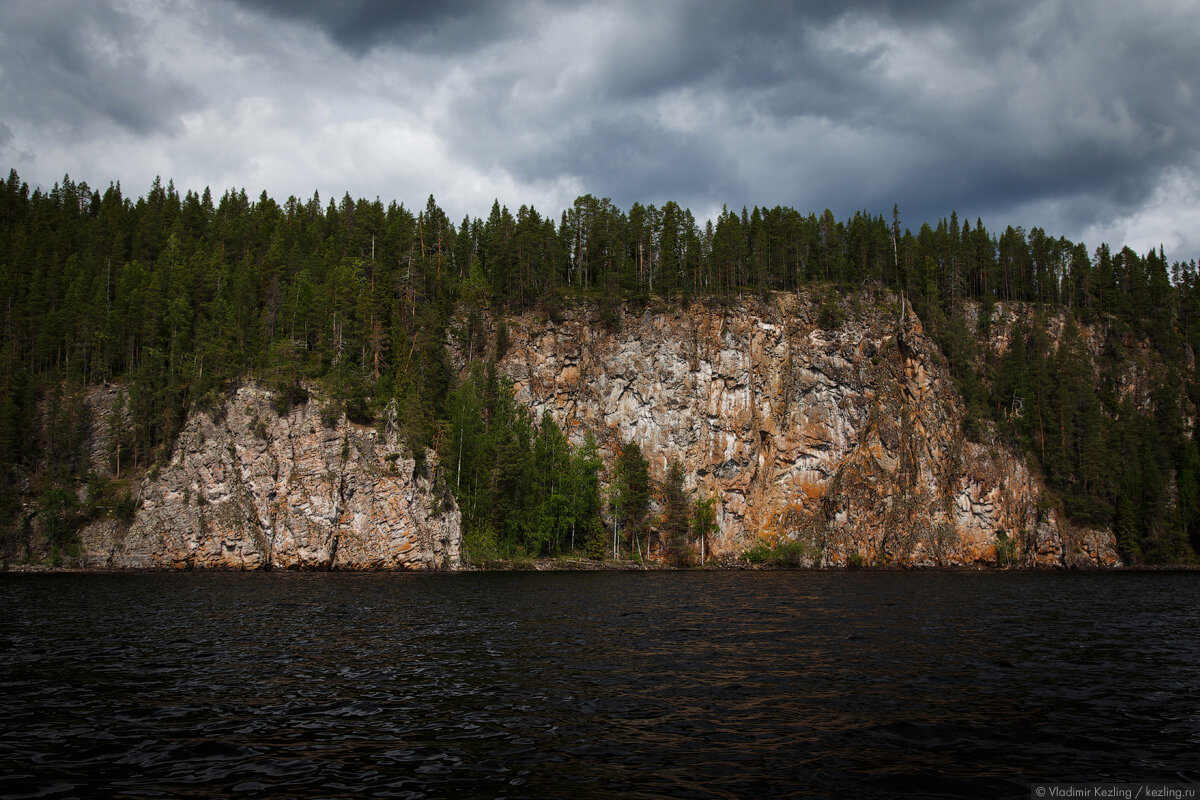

465,292,1120,567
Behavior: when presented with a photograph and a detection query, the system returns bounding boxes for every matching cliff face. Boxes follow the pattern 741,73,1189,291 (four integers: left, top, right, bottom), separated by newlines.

486,292,1120,567
65,293,1122,570
80,385,461,570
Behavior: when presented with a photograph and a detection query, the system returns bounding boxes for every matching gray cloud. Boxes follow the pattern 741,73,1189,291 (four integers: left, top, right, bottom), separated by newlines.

509,114,741,208
1,0,1198,259
0,0,202,136
228,0,527,54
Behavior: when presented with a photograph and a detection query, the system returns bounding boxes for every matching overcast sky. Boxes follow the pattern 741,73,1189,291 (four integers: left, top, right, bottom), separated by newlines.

1,0,1198,260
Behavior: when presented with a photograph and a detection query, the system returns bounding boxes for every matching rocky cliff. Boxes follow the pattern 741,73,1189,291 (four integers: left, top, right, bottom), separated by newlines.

480,291,1119,567
79,385,461,570
55,292,1124,570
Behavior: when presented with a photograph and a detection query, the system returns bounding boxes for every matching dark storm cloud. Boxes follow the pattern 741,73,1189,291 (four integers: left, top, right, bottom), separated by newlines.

584,0,1200,243
228,0,525,54
510,114,741,207
2,0,1198,257
397,0,1199,229
0,0,201,136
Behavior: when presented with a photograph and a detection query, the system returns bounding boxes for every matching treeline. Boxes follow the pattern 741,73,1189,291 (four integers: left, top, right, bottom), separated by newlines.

0,169,1197,561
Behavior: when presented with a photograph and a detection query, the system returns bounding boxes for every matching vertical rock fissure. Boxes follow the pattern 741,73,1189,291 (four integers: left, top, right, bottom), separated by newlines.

284,413,302,568
224,411,272,570
327,425,347,570
268,454,281,571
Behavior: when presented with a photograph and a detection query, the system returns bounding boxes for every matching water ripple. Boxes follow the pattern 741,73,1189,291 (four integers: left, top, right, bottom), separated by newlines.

1,571,1198,798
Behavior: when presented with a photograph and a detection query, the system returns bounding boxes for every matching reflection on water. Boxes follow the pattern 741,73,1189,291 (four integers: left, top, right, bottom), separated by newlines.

1,571,1199,799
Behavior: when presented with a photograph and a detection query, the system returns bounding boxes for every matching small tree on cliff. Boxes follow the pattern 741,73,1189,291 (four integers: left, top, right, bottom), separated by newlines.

691,495,719,566
662,458,693,566
567,431,603,554
611,440,651,559
531,411,571,554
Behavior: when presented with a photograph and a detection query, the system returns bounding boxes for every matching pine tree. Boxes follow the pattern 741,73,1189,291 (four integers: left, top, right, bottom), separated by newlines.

691,496,719,566
611,440,651,560
662,458,692,565
567,431,603,555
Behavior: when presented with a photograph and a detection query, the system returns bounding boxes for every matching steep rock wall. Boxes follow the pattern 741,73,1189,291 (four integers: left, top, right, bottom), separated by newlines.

81,385,461,570
481,292,1119,567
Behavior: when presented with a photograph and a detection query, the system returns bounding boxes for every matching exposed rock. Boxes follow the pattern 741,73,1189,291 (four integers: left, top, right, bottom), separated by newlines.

466,292,1120,567
82,384,126,477
79,385,461,570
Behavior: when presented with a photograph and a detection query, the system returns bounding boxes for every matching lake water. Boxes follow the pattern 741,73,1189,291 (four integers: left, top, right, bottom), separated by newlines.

1,570,1198,799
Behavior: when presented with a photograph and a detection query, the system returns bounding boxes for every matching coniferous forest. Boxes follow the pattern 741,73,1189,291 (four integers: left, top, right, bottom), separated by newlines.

1,169,1198,564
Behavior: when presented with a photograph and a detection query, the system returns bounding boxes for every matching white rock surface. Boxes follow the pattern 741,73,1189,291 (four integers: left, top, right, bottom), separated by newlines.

81,385,461,570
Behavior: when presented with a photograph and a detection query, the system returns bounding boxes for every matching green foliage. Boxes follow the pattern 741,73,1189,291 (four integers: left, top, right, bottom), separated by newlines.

115,491,139,524
817,291,847,330
83,471,139,525
581,517,608,559
462,524,503,566
39,487,82,565
995,530,1018,567
662,458,693,566
610,440,652,559
690,495,719,565
270,382,309,418
746,541,781,565
494,318,509,361
744,539,815,567
320,403,341,429
447,363,606,562
569,432,605,556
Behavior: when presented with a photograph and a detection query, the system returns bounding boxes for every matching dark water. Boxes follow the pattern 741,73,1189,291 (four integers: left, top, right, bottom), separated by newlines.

1,571,1198,799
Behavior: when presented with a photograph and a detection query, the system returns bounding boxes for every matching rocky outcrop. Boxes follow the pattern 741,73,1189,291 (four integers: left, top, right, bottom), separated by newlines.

58,292,1123,570
475,292,1120,567
80,385,461,570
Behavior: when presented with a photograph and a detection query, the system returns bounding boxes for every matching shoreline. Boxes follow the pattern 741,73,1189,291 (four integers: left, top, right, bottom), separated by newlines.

3,557,1197,574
